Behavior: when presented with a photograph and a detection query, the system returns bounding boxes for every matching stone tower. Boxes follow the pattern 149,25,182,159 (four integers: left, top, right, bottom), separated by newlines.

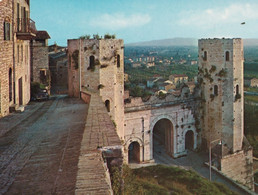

198,38,253,189
68,38,125,139
198,38,243,153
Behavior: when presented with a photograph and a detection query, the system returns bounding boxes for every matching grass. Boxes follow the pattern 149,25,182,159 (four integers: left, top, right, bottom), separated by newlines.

112,165,238,195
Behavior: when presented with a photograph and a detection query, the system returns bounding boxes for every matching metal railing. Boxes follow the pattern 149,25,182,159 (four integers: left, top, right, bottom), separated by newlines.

16,18,36,34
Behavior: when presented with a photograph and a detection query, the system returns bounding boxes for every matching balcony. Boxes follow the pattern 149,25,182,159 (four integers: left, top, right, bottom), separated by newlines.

16,18,36,40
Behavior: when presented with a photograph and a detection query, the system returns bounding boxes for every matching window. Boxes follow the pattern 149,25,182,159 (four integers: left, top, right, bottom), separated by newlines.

203,51,207,61
89,55,95,69
117,54,120,67
9,68,12,101
225,51,230,61
214,85,218,96
105,100,110,112
17,45,20,63
4,21,11,40
21,45,23,62
236,85,239,95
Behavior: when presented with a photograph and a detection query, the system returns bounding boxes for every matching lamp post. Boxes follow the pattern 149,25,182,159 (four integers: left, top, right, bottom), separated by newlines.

209,139,221,181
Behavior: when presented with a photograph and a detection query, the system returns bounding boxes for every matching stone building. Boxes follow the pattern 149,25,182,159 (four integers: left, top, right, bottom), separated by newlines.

49,44,68,94
0,0,34,117
169,74,188,87
244,77,258,87
68,37,253,190
198,38,253,189
68,38,125,139
30,30,50,90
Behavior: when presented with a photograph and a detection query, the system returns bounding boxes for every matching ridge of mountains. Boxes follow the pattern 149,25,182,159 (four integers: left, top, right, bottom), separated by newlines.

126,38,258,47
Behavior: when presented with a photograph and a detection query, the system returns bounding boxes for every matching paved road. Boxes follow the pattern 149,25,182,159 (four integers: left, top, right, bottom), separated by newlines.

153,142,252,195
0,95,88,194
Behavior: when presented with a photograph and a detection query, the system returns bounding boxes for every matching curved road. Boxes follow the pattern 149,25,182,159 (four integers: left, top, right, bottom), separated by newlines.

0,95,88,194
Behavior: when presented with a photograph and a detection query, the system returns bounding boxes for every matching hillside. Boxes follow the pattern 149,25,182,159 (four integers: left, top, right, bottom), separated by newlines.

126,38,258,47
112,165,238,195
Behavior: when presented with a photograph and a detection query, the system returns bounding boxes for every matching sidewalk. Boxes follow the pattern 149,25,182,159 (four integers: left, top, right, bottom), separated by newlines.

0,101,45,137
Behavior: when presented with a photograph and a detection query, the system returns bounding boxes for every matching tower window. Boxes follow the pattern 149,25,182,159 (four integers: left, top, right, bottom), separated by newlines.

236,84,239,95
105,100,110,112
214,85,218,96
89,55,95,69
203,51,207,61
117,54,120,68
225,51,230,61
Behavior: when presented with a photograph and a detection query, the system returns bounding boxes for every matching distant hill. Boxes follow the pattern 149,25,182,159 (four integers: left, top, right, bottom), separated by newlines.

126,38,197,47
126,38,258,47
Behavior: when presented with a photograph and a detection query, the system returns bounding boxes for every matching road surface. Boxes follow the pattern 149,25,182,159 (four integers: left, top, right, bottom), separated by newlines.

153,142,252,195
0,95,88,194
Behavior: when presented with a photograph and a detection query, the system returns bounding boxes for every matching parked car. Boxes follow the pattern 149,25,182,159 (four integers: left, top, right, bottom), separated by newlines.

31,89,49,101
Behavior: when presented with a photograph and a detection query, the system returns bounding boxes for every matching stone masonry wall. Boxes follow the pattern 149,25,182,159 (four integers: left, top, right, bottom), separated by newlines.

220,149,254,190
68,38,125,139
0,0,13,117
30,42,49,83
124,94,197,162
198,39,244,153
13,0,31,108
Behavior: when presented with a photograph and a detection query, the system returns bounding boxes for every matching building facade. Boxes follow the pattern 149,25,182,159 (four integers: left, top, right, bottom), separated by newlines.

0,0,34,117
30,30,50,90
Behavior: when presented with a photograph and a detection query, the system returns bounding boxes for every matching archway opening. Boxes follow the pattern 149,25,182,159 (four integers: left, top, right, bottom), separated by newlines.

153,118,173,159
128,141,140,163
185,130,194,150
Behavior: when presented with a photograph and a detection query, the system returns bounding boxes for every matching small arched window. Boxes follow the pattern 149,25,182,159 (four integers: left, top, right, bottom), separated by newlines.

89,55,95,69
203,51,207,61
105,100,110,112
225,51,230,61
214,85,218,96
236,85,239,95
117,54,120,68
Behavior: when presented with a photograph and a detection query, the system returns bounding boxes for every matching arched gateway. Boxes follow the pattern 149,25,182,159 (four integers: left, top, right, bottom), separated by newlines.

128,141,140,163
152,118,174,159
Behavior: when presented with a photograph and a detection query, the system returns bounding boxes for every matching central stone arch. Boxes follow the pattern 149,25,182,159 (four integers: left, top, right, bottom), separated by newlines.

150,115,176,159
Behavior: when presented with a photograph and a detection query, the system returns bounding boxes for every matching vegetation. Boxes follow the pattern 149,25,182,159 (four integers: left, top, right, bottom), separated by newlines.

244,62,258,78
104,33,116,39
244,96,258,157
111,165,237,195
79,34,91,39
126,85,151,100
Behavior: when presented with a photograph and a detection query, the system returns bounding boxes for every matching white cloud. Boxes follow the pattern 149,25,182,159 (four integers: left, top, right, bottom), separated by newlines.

178,3,258,29
90,13,151,30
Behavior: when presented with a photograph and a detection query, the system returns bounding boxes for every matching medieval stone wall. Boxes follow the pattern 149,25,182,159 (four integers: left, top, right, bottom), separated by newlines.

67,38,125,139
30,41,49,84
0,0,13,117
124,93,197,162
220,149,254,190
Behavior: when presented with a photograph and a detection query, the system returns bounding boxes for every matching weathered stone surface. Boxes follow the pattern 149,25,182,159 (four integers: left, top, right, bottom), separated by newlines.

76,91,122,195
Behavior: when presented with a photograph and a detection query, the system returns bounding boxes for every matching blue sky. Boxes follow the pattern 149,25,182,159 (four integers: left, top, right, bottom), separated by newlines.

31,0,258,46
